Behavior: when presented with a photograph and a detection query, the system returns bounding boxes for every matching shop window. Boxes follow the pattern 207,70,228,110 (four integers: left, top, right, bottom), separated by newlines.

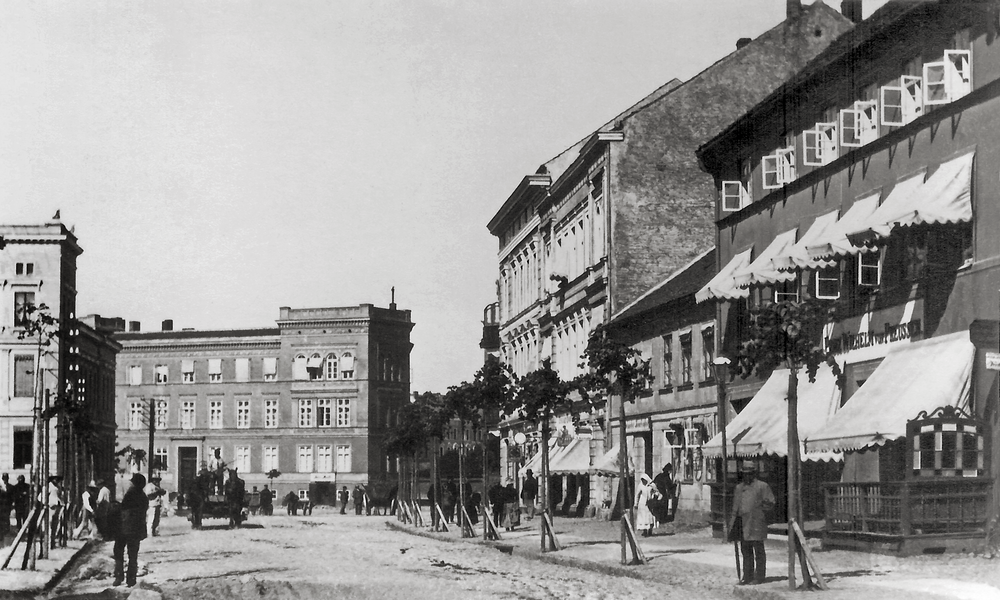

909,406,985,478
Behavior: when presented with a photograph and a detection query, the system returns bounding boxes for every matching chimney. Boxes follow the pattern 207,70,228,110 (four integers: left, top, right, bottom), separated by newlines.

128,321,141,332
787,0,802,20
162,319,173,332
841,0,862,24
736,37,752,51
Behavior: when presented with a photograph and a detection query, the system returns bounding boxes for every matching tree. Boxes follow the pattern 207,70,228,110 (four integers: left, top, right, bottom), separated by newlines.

578,324,653,565
266,469,281,485
735,294,840,590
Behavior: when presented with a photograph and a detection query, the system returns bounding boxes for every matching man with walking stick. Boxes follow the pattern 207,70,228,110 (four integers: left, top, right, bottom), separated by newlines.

729,462,774,585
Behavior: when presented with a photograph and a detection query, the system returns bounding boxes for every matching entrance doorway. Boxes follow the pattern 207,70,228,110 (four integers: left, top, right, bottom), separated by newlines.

178,447,198,501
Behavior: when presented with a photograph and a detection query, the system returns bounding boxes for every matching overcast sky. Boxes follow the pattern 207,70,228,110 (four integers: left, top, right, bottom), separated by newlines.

0,0,887,393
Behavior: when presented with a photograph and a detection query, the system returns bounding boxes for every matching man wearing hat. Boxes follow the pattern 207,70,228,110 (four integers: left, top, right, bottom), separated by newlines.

730,462,775,585
144,476,166,537
520,469,538,520
115,473,149,587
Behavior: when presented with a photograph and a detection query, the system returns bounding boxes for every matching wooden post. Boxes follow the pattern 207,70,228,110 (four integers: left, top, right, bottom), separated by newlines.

1,508,39,570
621,512,648,565
900,481,912,536
541,415,551,552
619,391,628,565
791,519,827,590
787,368,800,591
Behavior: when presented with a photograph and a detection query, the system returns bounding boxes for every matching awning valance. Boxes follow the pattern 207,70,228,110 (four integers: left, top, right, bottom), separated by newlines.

804,331,974,454
695,247,753,303
806,194,879,260
592,444,635,476
733,229,798,288
548,439,592,475
703,366,842,461
772,211,839,272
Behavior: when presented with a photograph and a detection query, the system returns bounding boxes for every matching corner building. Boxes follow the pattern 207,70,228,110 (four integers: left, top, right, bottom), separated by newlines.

114,304,412,504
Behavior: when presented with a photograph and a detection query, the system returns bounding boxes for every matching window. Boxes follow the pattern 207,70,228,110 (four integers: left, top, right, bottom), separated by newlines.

802,122,838,166
13,292,34,327
13,428,32,469
774,276,800,303
317,445,333,473
263,446,279,472
307,353,324,380
701,327,715,381
337,398,351,427
299,399,314,427
858,250,882,287
13,355,34,397
297,445,314,472
881,76,923,126
15,262,34,276
293,355,307,380
721,181,751,212
325,354,339,380
235,446,251,473
661,335,673,388
761,147,795,190
128,365,142,386
341,353,355,379
129,401,145,430
181,401,195,429
592,171,606,260
680,334,692,385
265,399,278,428
317,398,333,427
155,365,168,384
155,400,168,430
923,50,972,105
181,360,195,383
208,359,222,382
235,358,250,382
336,445,352,472
815,266,841,300
209,400,223,429
263,357,277,382
840,101,878,147
237,399,250,429
153,447,168,471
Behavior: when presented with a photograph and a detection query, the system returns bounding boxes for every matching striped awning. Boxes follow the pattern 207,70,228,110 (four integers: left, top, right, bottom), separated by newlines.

806,194,880,260
732,229,798,288
772,211,840,272
695,247,753,303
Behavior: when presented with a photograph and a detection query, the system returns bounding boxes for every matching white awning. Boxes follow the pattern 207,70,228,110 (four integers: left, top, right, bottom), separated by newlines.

307,355,323,368
519,437,558,478
733,229,798,288
804,331,974,454
703,366,842,461
695,247,753,303
866,151,974,238
181,359,194,373
263,357,277,375
548,439,593,475
208,359,222,374
592,444,635,476
772,211,839,272
846,173,927,244
806,194,880,260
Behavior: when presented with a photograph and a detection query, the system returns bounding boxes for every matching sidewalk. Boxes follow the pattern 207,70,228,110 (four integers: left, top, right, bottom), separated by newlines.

387,511,1000,600
0,539,92,595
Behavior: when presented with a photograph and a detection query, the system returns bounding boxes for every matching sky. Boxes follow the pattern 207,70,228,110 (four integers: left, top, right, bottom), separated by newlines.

0,0,889,393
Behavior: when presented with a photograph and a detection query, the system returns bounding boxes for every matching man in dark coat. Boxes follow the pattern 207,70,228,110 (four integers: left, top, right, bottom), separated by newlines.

487,482,504,526
730,463,775,585
520,470,538,520
12,475,29,530
114,473,149,587
225,469,245,528
259,486,273,516
352,485,364,515
284,491,299,515
338,486,350,515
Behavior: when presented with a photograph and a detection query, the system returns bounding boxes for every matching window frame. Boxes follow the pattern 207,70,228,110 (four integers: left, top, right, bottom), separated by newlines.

129,401,145,431
237,399,251,429
317,445,333,473
299,399,315,428
721,180,751,212
815,266,842,300
13,291,35,328
154,365,169,385
336,444,352,472
336,398,351,427
802,122,838,166
235,446,251,473
181,401,196,430
297,445,314,473
209,400,223,429
880,76,923,126
317,398,333,427
858,250,882,287
264,399,278,428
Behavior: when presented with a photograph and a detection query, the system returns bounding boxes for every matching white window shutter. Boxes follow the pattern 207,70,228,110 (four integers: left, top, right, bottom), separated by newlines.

944,50,972,99
721,181,747,211
263,357,277,375
341,355,355,371
923,60,949,105
761,154,781,189
880,85,905,126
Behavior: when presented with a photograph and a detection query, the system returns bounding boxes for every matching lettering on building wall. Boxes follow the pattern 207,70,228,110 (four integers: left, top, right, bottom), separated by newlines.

826,320,922,354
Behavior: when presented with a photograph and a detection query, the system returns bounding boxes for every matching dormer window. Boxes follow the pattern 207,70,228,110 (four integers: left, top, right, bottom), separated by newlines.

840,100,878,147
803,122,838,166
762,147,795,190
923,50,972,105
881,76,924,126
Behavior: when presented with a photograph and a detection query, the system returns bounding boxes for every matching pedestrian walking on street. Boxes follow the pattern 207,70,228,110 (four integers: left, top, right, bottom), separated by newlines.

249,486,261,516
730,463,775,585
634,473,657,537
12,475,29,531
520,470,537,520
488,482,504,526
502,482,519,531
94,479,112,539
113,473,149,588
0,473,10,543
284,491,299,515
338,486,350,515
73,481,96,540
260,485,273,516
352,485,364,515
144,477,165,536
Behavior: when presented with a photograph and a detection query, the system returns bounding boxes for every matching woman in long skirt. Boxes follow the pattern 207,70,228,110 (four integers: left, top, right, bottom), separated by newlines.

634,474,657,537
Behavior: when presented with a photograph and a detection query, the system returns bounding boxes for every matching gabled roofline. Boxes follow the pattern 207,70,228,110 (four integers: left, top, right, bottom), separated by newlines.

487,174,552,234
548,131,625,200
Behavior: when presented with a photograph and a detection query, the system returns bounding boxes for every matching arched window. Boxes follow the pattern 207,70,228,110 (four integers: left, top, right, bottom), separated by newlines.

293,355,308,380
341,352,355,379
307,353,323,380
326,353,339,380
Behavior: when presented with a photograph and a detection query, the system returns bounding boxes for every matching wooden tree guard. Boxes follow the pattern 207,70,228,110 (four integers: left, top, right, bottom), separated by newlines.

409,501,424,527
460,506,476,538
433,503,449,532
621,513,648,565
397,500,412,524
791,519,828,590
482,506,502,541
2,508,38,570
540,512,561,552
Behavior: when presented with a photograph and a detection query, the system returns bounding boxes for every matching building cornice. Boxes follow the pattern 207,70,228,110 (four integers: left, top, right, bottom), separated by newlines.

119,340,282,354
487,174,552,235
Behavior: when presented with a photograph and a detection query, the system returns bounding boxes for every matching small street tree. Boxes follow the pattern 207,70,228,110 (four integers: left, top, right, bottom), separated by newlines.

444,381,482,535
471,359,514,539
578,325,653,565
735,294,839,590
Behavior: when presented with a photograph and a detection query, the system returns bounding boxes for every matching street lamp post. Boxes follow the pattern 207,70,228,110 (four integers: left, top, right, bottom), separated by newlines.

712,356,732,540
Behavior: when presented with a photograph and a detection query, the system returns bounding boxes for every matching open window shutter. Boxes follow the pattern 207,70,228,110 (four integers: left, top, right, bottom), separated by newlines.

722,181,745,211
761,155,781,189
840,109,862,147
945,50,972,99
923,60,949,105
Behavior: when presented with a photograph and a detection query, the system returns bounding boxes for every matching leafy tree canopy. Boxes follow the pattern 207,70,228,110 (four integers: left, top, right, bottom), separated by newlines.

506,365,575,426
577,325,653,404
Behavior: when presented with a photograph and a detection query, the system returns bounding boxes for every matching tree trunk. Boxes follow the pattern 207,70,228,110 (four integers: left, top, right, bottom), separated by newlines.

541,414,551,551
787,368,802,590
619,389,628,565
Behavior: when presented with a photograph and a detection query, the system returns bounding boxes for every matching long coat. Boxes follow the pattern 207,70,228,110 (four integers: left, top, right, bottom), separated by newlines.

634,481,657,530
119,485,149,541
730,479,775,541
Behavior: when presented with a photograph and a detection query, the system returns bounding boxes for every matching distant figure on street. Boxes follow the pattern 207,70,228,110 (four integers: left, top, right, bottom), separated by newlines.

225,470,246,528
12,475,30,530
260,486,273,516
520,470,538,520
442,479,458,523
144,477,165,536
114,473,149,588
730,463,775,586
284,491,299,516
352,485,364,515
0,473,10,541
73,481,96,540
94,479,112,538
634,473,657,537
249,486,261,515
338,486,350,515
487,482,504,526
502,483,520,531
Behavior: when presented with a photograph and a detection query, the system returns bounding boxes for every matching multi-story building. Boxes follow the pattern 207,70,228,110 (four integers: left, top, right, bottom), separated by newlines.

697,0,999,554
489,1,854,516
0,221,119,498
114,304,412,505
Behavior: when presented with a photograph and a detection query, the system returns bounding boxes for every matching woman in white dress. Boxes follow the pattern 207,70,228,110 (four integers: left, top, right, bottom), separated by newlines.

634,473,658,537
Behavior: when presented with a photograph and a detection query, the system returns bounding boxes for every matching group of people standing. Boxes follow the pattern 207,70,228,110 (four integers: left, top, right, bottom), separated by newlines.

0,473,32,543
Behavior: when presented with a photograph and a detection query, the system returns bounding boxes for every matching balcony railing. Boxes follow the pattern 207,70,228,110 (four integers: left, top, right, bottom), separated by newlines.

824,478,992,536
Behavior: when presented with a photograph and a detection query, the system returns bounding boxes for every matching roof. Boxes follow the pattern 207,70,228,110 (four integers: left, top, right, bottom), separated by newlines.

115,327,280,342
609,248,715,325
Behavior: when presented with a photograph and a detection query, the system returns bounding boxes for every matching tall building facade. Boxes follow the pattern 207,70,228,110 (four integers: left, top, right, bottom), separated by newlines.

0,222,119,496
114,304,412,504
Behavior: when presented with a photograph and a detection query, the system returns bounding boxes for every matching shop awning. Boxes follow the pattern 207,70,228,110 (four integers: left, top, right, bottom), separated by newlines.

804,331,974,454
519,438,559,478
548,439,592,475
771,211,839,272
307,355,323,368
703,366,842,461
806,194,880,260
593,444,635,476
696,247,753,303
865,151,974,239
733,229,798,288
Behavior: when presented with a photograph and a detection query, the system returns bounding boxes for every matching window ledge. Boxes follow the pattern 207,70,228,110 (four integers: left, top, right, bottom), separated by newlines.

676,382,694,392
658,386,674,395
